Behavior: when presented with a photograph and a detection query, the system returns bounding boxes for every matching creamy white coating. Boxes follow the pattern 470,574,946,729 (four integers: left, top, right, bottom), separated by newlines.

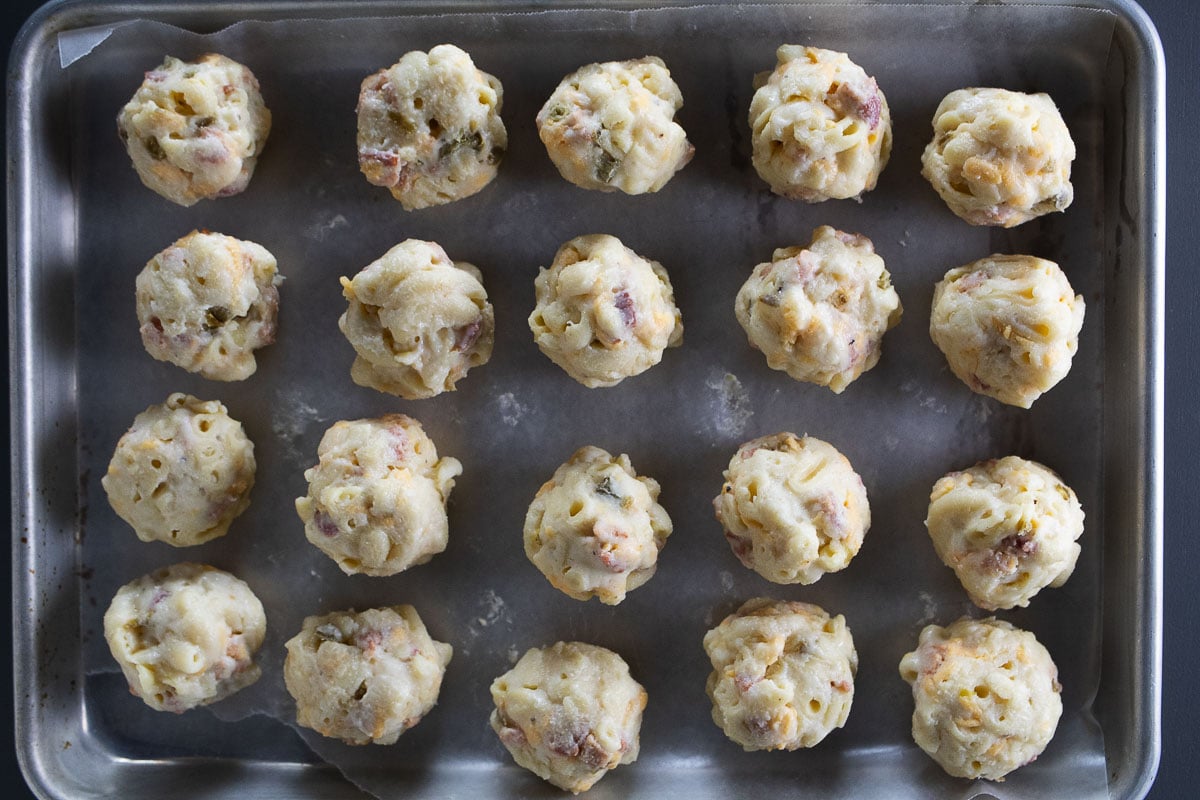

295,414,461,576
704,598,857,751
749,46,891,202
735,226,901,392
536,56,693,194
524,446,672,605
101,393,255,547
117,53,271,206
490,641,646,793
921,88,1075,227
357,44,506,210
930,254,1085,408
926,456,1084,610
714,433,869,585
529,234,682,388
137,230,281,381
283,606,452,745
103,563,265,712
339,239,494,399
899,617,1063,780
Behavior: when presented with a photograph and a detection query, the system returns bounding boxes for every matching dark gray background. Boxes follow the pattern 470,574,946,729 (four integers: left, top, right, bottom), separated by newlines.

3,1,1195,798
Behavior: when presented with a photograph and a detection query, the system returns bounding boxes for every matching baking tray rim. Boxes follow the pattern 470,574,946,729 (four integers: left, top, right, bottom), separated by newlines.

7,1,1165,798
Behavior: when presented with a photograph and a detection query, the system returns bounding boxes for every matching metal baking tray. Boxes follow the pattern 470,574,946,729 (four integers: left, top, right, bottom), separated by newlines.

9,1,1163,798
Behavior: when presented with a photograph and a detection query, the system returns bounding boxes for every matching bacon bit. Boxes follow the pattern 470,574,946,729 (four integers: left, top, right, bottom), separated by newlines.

794,250,818,283
361,148,399,167
365,73,388,95
226,636,248,663
832,229,870,250
734,673,760,692
452,320,482,352
725,531,753,561
354,628,384,654
387,426,409,461
150,588,169,607
195,132,231,165
614,290,636,327
314,511,340,538
145,70,167,82
744,715,773,738
222,84,235,97
545,717,589,758
359,148,410,189
922,644,947,676
816,494,847,534
831,680,852,692
830,81,882,130
498,724,527,748
956,270,990,293
592,522,629,572
579,734,610,769
999,533,1038,556
970,374,992,392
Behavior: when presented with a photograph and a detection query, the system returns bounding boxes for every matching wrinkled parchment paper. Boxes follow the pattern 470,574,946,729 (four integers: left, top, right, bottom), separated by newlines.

68,3,1116,798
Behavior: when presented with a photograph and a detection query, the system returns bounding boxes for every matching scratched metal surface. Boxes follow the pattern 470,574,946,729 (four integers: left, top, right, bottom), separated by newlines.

10,2,1162,798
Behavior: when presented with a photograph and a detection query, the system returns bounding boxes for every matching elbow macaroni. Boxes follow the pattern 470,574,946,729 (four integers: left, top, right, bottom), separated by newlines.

921,88,1075,227
735,226,902,392
117,54,271,206
930,254,1085,408
529,234,682,388
295,415,460,577
102,393,255,547
103,563,266,713
283,606,452,745
523,446,672,605
926,456,1084,610
490,642,646,794
536,57,693,194
356,44,506,210
136,231,281,382
899,617,1063,780
338,239,494,400
749,46,891,202
714,433,869,585
704,598,857,751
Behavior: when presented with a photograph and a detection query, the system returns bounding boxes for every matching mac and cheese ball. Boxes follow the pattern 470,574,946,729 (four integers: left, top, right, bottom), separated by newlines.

102,393,255,547
749,46,891,202
103,563,266,713
283,606,452,746
524,446,672,605
357,44,506,210
529,234,683,388
704,598,856,751
490,641,646,794
536,57,693,194
930,254,1085,408
735,226,902,392
117,54,271,206
338,239,494,399
714,433,869,585
921,88,1075,227
136,230,281,381
295,415,461,577
899,617,1063,780
926,456,1084,611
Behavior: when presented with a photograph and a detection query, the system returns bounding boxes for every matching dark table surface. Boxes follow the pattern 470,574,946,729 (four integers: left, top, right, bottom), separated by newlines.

3,1,1196,798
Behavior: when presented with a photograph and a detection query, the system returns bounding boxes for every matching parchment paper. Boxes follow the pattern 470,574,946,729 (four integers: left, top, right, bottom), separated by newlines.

67,3,1117,797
